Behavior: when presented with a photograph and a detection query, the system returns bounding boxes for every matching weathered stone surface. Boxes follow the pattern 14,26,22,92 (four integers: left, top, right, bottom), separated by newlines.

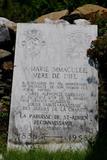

0,49,12,60
8,23,98,150
35,10,69,23
71,4,107,22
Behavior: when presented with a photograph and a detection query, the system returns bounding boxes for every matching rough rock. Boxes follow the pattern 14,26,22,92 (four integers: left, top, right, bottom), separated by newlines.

74,19,91,25
35,10,69,23
0,49,12,60
44,18,69,25
0,25,11,51
0,25,10,42
0,17,16,32
0,25,15,52
71,4,107,23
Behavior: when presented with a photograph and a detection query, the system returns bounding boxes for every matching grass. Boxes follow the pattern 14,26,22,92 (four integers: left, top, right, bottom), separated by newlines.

0,133,107,160
0,133,87,160
2,149,87,160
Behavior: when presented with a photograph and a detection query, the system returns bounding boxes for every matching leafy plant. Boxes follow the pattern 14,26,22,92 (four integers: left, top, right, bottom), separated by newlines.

87,32,107,133
0,0,107,22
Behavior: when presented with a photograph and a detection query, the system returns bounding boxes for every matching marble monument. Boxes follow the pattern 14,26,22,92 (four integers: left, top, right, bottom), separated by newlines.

8,23,98,150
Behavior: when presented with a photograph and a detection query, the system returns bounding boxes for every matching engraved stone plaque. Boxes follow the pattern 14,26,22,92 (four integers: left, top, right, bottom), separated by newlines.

8,23,98,150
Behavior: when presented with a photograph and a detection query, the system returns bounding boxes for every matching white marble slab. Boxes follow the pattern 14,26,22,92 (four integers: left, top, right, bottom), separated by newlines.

8,23,98,150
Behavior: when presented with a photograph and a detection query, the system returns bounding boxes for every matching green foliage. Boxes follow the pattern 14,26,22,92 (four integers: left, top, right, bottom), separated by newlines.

0,133,7,153
30,0,66,20
0,0,67,22
85,133,107,160
1,0,13,18
87,23,107,133
87,34,107,62
0,96,10,134
2,149,86,160
65,0,96,11
0,112,8,119
0,0,107,22
94,18,107,36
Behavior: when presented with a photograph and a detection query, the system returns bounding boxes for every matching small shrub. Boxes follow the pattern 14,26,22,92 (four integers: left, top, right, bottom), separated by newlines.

87,31,107,133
